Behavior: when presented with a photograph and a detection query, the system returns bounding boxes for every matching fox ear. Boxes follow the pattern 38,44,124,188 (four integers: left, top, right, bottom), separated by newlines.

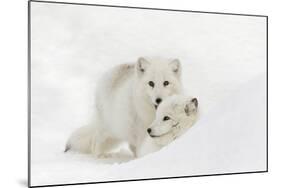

169,59,181,74
184,103,190,116
136,57,150,74
185,98,198,116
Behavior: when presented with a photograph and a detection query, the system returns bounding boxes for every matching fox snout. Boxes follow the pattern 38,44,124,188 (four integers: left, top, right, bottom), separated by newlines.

155,98,162,104
147,128,159,138
154,98,162,109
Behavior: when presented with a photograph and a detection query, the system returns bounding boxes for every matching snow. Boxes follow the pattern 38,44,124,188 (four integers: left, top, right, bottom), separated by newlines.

30,2,267,186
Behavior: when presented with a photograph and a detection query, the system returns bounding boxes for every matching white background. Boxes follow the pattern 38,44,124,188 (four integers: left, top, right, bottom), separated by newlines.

0,0,280,188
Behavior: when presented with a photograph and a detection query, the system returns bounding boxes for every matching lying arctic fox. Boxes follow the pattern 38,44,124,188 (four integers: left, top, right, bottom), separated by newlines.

138,95,198,157
66,57,183,157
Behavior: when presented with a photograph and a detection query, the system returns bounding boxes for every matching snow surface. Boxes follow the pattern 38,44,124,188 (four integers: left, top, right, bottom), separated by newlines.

30,2,267,186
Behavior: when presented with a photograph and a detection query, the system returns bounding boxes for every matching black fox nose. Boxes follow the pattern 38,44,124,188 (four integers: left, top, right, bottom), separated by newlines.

155,98,162,104
191,98,198,107
147,128,152,133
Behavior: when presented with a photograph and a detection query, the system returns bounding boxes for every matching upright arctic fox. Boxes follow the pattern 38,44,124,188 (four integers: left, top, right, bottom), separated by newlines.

138,95,198,157
66,57,183,157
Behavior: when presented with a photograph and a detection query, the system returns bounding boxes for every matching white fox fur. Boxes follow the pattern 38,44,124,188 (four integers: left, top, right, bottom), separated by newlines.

66,57,183,157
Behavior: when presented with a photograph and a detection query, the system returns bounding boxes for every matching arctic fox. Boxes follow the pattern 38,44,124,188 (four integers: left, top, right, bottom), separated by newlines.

138,95,198,157
66,57,183,157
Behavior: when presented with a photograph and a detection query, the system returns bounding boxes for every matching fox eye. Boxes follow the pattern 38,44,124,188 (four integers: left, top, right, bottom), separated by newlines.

148,81,155,88
163,81,169,86
163,116,170,121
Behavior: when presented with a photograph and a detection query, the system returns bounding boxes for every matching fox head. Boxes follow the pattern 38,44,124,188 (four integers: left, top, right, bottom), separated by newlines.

135,57,183,109
147,95,198,145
